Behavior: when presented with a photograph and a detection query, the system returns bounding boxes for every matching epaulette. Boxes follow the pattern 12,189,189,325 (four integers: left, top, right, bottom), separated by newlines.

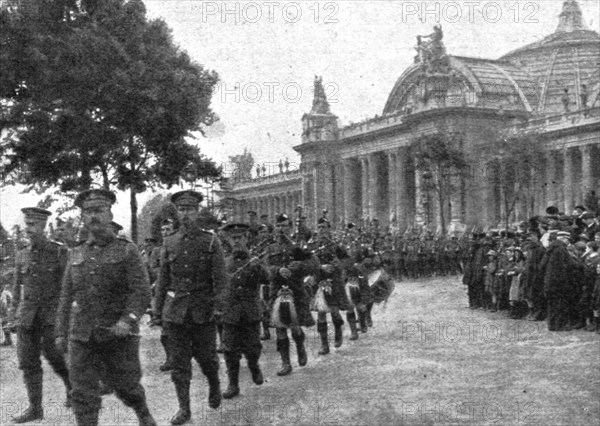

49,240,64,246
117,236,133,243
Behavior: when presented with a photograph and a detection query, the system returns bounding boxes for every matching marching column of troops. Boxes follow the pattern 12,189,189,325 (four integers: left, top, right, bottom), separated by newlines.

1,190,396,426
462,205,600,333
3,187,597,426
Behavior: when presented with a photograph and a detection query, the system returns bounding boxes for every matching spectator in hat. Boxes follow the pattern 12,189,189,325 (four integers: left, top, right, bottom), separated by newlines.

540,230,580,331
483,250,497,311
522,230,546,321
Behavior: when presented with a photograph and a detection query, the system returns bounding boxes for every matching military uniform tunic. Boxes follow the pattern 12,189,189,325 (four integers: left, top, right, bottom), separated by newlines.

154,225,227,384
10,238,69,386
265,239,316,327
56,233,152,423
221,253,269,359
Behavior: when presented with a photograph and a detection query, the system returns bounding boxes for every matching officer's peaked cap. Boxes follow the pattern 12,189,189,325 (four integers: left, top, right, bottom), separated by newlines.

221,223,249,235
21,207,51,221
110,221,123,231
75,189,116,209
171,190,203,207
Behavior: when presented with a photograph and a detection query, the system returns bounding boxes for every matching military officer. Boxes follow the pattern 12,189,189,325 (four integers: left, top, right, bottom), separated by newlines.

6,207,71,423
265,214,316,376
153,190,226,425
220,223,269,399
55,189,156,426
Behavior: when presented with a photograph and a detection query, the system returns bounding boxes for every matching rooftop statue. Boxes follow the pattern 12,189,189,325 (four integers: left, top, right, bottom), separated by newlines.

416,25,451,75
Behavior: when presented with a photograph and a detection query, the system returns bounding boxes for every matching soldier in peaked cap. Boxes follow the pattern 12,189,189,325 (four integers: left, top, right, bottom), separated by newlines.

55,189,156,426
220,223,269,399
6,207,71,424
153,190,227,424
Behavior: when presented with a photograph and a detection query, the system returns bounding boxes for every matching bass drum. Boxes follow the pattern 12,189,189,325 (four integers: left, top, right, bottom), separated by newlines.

368,268,394,304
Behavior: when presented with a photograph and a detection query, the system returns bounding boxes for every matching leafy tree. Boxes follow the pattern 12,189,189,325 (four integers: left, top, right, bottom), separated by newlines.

1,0,221,243
483,130,546,230
411,132,469,235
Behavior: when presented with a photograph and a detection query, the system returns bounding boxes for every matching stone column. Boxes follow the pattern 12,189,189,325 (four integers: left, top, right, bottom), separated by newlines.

360,157,369,222
563,147,574,214
395,149,406,231
368,153,381,221
334,163,344,228
450,173,463,232
302,175,313,226
581,144,593,197
343,160,354,224
545,151,557,208
387,151,397,228
414,160,425,227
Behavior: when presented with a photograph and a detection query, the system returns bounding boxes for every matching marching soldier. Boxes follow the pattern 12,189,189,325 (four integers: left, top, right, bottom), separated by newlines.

265,214,316,376
255,224,273,340
5,207,71,423
308,217,351,354
153,190,226,425
220,223,268,399
55,189,156,426
154,219,176,372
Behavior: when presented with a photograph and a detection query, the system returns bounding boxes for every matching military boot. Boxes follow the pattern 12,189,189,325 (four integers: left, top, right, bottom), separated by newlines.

358,311,368,333
292,330,307,367
159,334,173,371
366,303,374,327
333,320,344,348
222,354,240,399
347,312,359,341
317,322,329,355
207,373,222,409
13,374,43,423
135,404,158,426
276,338,292,376
247,355,264,385
60,372,72,408
170,381,191,425
74,409,99,426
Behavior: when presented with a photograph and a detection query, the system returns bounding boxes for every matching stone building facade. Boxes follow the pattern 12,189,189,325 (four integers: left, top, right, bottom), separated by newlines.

218,0,600,232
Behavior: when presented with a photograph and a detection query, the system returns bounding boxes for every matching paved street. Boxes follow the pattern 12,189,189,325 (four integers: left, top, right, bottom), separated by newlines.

1,276,599,425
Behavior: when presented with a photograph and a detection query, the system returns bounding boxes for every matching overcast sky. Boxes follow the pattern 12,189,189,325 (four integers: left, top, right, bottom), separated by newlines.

2,0,599,231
